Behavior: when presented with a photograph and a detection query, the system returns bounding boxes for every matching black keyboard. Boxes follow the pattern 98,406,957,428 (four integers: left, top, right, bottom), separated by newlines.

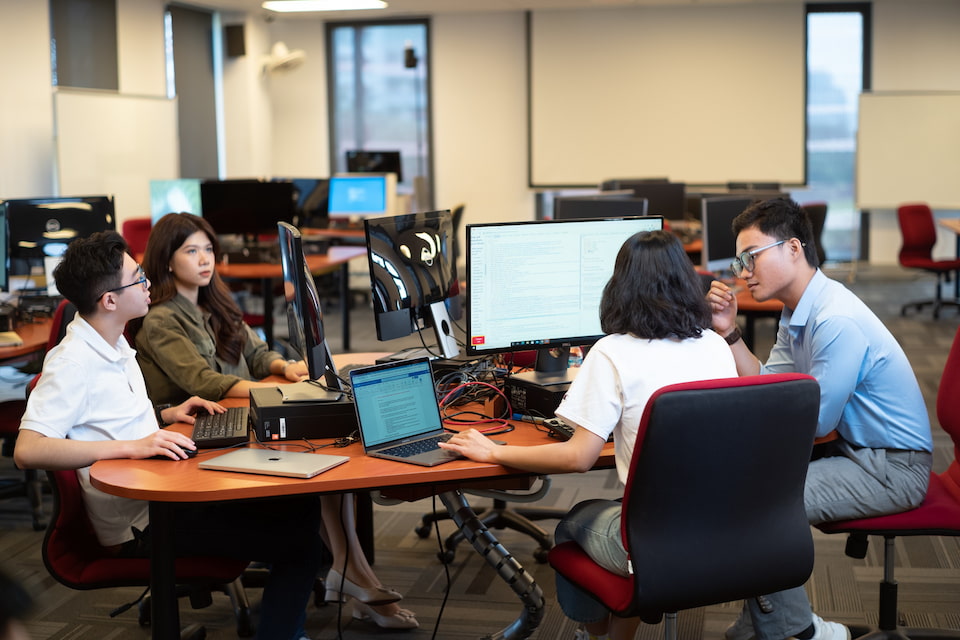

379,433,451,458
191,407,250,448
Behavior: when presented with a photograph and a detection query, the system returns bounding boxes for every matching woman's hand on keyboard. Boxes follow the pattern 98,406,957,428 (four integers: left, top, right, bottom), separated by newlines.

169,396,226,425
439,429,500,464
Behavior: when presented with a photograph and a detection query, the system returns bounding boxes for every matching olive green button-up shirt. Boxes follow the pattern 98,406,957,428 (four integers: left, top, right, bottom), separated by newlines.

135,294,283,406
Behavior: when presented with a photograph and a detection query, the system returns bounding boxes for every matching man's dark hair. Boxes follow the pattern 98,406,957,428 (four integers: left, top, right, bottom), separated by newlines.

53,231,129,316
600,229,711,339
732,197,818,268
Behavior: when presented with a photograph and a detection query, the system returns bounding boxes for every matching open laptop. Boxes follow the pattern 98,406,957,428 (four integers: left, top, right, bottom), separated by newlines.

198,447,349,479
349,357,460,467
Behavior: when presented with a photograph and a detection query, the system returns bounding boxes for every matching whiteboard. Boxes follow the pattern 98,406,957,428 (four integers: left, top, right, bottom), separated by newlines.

856,91,960,210
55,89,179,225
529,4,806,187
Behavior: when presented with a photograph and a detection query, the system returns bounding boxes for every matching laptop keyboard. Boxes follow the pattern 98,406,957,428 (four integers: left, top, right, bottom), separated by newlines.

192,406,250,448
378,433,451,458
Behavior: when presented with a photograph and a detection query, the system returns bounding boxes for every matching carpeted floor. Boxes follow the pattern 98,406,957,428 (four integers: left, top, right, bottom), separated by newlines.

0,263,958,639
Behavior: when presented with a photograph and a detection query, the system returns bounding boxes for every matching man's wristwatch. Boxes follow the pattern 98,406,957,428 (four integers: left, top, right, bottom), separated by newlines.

281,359,297,377
724,326,743,346
155,403,173,426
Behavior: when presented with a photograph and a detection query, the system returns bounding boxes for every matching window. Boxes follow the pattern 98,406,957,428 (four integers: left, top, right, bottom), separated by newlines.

326,20,431,206
50,0,118,90
800,3,871,262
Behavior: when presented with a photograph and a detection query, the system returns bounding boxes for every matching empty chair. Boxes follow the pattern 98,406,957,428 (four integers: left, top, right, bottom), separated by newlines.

897,203,960,319
121,217,153,256
548,373,820,639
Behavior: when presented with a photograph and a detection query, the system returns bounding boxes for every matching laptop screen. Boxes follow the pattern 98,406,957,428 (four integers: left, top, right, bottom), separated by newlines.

351,358,444,448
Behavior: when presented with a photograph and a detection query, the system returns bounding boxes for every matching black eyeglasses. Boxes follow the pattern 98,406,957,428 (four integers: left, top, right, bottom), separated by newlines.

730,240,785,277
99,265,148,299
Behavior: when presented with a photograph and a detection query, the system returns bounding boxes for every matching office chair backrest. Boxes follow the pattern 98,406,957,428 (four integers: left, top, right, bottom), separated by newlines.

621,373,819,618
897,203,937,263
121,217,153,257
938,326,960,477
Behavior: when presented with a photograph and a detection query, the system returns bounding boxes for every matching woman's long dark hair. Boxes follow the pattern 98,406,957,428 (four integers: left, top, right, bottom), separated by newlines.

140,212,246,364
599,229,711,340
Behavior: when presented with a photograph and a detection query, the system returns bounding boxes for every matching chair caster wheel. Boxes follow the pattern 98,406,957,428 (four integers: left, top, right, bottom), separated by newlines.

437,549,456,564
533,548,550,564
414,524,431,538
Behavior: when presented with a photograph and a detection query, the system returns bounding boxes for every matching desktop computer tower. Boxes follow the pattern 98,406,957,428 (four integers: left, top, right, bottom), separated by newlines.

503,369,578,418
250,387,357,442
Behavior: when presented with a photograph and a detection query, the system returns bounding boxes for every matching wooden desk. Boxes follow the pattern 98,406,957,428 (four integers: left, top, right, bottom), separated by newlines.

0,317,52,366
217,246,366,351
938,218,960,299
90,398,614,639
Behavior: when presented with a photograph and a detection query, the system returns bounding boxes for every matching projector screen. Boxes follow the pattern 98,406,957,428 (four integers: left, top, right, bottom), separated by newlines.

856,91,960,210
529,4,806,187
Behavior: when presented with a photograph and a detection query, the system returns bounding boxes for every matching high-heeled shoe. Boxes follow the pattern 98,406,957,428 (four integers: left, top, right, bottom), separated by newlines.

324,569,403,605
352,601,419,630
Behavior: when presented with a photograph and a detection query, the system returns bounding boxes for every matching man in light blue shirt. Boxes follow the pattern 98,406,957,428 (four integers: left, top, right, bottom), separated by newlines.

707,197,933,640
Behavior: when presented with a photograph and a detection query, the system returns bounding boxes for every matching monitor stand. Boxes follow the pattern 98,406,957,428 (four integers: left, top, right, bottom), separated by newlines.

509,345,577,387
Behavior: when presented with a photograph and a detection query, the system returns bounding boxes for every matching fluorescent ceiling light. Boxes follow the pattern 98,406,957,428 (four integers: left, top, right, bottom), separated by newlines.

262,0,388,11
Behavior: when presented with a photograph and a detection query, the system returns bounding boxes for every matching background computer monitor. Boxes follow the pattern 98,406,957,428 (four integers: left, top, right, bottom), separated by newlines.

3,195,116,280
600,180,686,220
553,192,648,220
466,216,664,380
199,180,297,238
277,221,342,396
149,178,202,224
701,196,757,273
363,209,459,359
345,150,403,183
0,205,7,293
328,173,398,222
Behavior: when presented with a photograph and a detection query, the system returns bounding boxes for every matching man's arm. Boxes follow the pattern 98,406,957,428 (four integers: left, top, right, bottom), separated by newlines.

14,427,199,469
707,280,762,375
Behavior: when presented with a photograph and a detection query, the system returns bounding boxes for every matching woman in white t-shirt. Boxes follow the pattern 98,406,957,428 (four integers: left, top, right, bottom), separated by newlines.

440,229,737,640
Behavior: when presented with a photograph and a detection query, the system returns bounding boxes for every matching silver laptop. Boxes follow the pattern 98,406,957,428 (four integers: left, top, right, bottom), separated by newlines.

349,357,460,467
198,447,349,479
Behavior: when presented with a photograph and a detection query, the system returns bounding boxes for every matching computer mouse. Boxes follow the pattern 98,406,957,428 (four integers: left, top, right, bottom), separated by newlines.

147,448,198,460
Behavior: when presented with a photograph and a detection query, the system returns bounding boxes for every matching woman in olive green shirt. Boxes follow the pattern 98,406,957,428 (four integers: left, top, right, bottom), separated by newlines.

133,213,418,631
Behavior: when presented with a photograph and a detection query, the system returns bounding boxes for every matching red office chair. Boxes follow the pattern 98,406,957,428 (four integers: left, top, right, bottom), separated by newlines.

815,326,960,639
121,217,153,257
548,374,820,640
44,468,254,637
897,203,960,319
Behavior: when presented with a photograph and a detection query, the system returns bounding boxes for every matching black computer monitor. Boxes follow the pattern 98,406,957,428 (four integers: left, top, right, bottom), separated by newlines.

466,216,664,382
345,150,403,183
701,196,757,273
277,221,343,399
199,180,297,239
553,192,648,220
363,209,460,359
601,180,686,220
3,195,116,277
273,178,329,228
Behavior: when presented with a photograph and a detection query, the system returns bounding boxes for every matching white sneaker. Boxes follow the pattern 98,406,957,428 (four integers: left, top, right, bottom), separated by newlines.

724,609,755,640
573,627,608,640
806,614,851,640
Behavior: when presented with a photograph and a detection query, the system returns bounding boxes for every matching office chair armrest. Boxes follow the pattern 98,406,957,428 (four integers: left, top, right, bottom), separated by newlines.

463,476,552,503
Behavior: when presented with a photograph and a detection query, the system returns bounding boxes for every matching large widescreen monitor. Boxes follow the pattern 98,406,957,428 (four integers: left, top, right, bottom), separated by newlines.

553,191,648,220
364,209,459,359
701,196,757,273
199,180,297,238
328,173,398,222
466,216,664,380
3,196,116,282
345,150,403,183
601,180,686,220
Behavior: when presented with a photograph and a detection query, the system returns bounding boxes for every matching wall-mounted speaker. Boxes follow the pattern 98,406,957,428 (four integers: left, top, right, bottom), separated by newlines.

225,24,245,57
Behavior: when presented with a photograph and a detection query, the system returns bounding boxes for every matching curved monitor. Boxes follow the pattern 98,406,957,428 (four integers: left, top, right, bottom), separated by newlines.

278,222,343,400
466,216,664,378
363,209,459,359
